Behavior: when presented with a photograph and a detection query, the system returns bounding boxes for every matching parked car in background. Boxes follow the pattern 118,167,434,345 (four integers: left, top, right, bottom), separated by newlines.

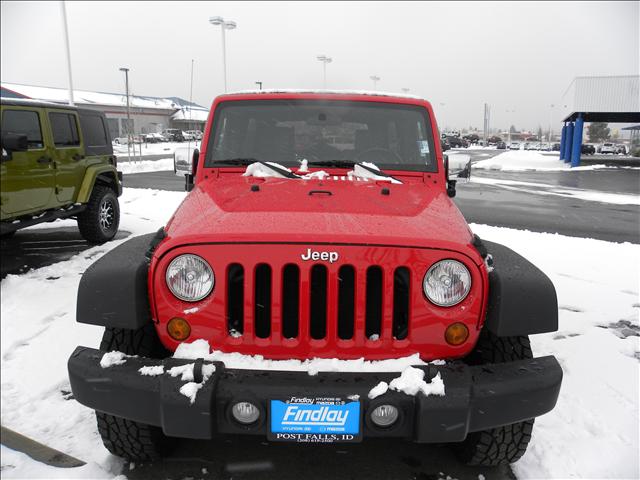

615,144,627,155
441,138,451,151
1,98,122,243
552,143,561,151
143,133,168,143
182,131,196,141
185,130,203,141
445,136,468,148
600,143,616,154
463,133,480,145
496,141,506,149
509,142,520,150
539,143,551,151
581,144,595,155
162,129,185,142
487,136,502,146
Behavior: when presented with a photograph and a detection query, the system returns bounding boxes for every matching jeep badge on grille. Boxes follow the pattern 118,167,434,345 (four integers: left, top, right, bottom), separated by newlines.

301,248,339,263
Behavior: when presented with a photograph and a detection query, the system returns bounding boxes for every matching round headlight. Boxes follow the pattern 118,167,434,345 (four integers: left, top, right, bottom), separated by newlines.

166,254,214,302
423,259,471,307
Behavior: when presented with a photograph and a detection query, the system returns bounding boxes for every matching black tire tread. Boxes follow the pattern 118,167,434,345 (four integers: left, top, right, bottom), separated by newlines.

455,330,535,466
96,325,173,461
77,184,119,244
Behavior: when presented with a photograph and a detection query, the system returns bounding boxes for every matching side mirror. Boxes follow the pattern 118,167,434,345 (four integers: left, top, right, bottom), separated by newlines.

185,149,199,192
444,155,456,198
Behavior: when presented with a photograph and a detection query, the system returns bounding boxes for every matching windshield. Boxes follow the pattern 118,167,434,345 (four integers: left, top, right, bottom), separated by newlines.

205,100,438,172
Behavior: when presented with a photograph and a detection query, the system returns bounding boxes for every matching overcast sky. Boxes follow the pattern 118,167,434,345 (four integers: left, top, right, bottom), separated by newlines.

1,1,638,131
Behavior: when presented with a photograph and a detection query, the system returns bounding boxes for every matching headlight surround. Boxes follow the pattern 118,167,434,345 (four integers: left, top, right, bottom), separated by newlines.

423,259,471,307
166,254,214,302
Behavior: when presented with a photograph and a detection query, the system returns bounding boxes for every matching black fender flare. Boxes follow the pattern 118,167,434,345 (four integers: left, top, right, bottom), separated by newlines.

76,229,165,329
480,239,558,336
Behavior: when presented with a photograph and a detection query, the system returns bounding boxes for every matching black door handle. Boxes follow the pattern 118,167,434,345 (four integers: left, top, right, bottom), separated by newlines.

37,156,52,164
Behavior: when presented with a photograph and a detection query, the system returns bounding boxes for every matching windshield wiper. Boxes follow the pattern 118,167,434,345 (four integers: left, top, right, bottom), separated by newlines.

306,160,356,168
211,158,261,166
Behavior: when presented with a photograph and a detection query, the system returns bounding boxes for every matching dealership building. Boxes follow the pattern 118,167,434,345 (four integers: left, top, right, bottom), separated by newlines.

0,82,209,139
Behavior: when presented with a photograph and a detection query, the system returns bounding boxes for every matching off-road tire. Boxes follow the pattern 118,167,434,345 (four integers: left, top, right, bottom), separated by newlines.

96,325,174,461
454,330,535,466
77,184,120,244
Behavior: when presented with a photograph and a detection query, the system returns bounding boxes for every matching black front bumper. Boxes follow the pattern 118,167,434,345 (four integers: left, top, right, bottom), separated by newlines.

68,347,562,443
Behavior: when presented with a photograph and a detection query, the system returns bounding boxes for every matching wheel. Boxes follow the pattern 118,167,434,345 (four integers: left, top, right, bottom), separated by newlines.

96,324,174,461
77,184,120,244
454,330,535,466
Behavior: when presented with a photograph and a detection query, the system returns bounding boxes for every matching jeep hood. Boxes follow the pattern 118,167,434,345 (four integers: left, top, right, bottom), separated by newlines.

163,174,474,253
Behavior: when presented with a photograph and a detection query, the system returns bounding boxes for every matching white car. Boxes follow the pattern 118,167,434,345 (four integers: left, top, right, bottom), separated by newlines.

600,143,616,154
509,142,520,150
185,130,203,140
182,131,196,141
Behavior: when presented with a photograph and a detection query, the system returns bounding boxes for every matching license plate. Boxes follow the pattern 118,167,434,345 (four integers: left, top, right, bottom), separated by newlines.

269,396,361,443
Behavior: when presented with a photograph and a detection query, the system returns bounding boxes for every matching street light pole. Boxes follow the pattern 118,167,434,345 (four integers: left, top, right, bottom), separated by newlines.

255,81,263,90
316,55,332,89
370,75,380,90
548,104,554,144
209,16,237,93
60,1,74,106
119,67,132,162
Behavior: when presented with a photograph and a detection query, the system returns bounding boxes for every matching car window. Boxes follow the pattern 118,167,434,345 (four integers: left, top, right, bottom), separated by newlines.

81,115,108,147
2,109,44,149
49,112,80,147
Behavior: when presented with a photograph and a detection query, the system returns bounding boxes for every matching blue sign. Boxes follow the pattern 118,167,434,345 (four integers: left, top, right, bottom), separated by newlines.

270,399,360,435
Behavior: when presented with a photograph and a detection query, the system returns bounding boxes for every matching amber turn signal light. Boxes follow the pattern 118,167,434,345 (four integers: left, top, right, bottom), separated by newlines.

167,317,191,341
445,322,469,346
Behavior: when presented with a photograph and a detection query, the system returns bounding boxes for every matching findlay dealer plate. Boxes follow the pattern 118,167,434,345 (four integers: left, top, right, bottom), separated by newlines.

269,396,361,443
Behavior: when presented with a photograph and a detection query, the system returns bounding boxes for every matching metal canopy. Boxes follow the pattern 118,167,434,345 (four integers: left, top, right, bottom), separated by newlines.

562,111,640,123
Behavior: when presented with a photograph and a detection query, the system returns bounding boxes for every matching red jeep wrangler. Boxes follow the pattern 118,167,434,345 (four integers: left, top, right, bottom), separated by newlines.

68,92,562,466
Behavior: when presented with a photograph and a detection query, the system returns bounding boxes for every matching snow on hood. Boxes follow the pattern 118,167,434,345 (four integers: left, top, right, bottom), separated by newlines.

347,162,402,184
243,161,330,180
242,160,400,183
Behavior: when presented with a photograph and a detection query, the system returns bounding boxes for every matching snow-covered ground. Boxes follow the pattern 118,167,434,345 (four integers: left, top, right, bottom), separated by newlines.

1,188,638,479
470,176,640,206
471,150,614,172
118,158,175,175
113,141,200,158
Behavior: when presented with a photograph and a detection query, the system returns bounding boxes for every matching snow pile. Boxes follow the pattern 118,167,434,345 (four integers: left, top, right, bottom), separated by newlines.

166,363,216,404
347,162,402,184
99,351,130,368
368,368,445,399
368,381,389,399
473,150,609,172
138,365,164,376
389,368,445,396
471,176,640,206
243,161,295,179
174,339,429,375
470,223,639,480
117,157,174,175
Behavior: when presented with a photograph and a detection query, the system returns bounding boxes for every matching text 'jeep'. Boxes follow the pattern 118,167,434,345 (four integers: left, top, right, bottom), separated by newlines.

68,92,562,466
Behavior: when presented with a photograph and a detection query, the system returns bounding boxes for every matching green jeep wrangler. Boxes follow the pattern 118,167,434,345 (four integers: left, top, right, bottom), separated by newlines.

1,98,122,243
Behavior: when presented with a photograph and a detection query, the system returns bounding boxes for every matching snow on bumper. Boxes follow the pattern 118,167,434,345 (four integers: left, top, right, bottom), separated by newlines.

68,346,562,442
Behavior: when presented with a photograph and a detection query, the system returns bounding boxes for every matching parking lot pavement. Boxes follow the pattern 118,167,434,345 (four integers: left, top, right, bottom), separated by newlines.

0,227,130,278
125,436,515,480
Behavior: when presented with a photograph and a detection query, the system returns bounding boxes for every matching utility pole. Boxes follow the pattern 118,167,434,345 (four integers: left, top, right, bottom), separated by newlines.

189,59,194,131
370,75,380,90
548,104,554,144
209,17,237,93
255,81,263,90
316,55,332,89
60,1,74,106
119,67,132,162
